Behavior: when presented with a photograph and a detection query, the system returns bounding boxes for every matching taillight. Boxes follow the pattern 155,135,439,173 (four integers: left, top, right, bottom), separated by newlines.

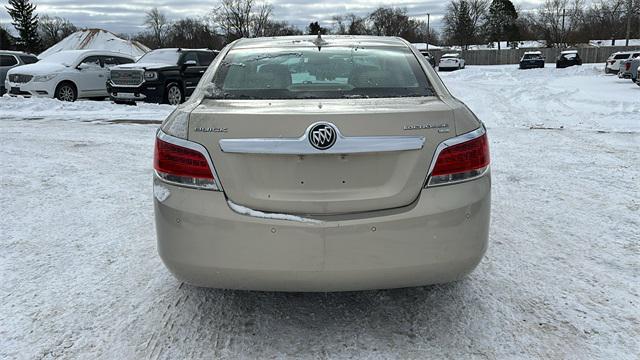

154,132,219,190
625,63,631,71
426,130,490,187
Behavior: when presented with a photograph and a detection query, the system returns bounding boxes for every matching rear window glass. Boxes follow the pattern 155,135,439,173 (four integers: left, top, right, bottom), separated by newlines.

19,55,38,64
614,54,630,59
207,46,434,100
0,55,18,66
523,54,542,59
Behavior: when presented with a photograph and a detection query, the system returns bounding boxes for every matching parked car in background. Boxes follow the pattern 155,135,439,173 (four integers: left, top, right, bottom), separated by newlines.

5,50,134,101
605,51,640,74
419,50,436,67
519,51,545,69
0,51,39,95
153,36,491,291
438,53,465,71
618,57,636,79
107,48,219,105
556,50,582,68
630,56,640,86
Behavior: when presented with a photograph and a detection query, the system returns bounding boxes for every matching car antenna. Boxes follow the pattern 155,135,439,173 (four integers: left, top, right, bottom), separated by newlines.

313,31,327,51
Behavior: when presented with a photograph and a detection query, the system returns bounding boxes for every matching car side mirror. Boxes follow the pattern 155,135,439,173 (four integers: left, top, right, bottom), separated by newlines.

77,63,90,70
183,60,197,67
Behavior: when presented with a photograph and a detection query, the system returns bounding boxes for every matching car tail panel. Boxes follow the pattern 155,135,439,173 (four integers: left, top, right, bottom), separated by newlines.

188,98,459,215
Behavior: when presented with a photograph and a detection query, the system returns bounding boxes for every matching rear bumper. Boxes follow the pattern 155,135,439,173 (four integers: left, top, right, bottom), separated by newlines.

519,62,544,69
438,64,460,70
154,173,491,291
107,81,164,103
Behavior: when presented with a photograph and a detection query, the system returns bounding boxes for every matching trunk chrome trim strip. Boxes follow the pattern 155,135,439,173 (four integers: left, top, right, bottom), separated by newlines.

219,122,425,155
156,130,223,191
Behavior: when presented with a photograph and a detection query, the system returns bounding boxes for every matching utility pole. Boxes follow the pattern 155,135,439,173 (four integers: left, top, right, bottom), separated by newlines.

426,13,430,51
625,0,632,46
561,8,566,47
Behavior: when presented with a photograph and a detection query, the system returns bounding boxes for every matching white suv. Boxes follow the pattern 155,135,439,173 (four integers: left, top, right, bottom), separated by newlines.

605,51,640,74
5,49,134,101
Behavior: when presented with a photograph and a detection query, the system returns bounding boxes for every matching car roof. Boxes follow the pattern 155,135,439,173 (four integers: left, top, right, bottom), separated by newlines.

0,50,37,56
149,48,217,53
560,50,578,54
442,53,460,56
230,35,409,50
524,51,542,55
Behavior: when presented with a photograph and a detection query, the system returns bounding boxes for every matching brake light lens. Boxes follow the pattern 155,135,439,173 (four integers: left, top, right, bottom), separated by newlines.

154,135,219,190
427,132,490,187
625,63,631,71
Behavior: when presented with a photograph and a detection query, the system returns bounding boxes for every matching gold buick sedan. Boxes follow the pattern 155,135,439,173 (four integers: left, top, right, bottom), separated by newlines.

153,35,491,291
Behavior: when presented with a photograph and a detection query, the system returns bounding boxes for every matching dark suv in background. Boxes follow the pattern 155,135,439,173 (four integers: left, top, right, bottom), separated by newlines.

519,51,545,69
107,48,219,105
556,50,582,68
1,51,39,95
419,50,436,67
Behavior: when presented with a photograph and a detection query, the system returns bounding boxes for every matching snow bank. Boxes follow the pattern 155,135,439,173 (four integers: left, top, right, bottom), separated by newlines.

590,39,640,47
411,43,442,50
0,95,173,122
439,63,640,133
39,29,150,59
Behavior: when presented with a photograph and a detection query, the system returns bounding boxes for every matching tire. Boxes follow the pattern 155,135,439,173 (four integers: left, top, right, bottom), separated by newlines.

164,83,183,106
55,82,77,102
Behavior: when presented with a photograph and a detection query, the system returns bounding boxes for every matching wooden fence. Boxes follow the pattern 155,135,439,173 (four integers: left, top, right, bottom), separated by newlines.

427,46,640,65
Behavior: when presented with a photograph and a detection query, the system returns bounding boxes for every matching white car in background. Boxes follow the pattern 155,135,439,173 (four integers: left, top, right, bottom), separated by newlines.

5,49,135,101
605,50,640,74
438,53,465,71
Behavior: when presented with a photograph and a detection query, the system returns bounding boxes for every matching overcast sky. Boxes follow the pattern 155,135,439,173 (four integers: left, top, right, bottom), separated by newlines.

1,0,548,36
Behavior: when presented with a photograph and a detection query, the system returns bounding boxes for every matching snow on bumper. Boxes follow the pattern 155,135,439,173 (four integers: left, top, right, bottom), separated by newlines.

4,79,56,98
153,174,491,292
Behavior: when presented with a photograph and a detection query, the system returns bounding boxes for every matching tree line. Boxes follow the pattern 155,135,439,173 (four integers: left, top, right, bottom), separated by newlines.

443,0,640,49
2,0,639,54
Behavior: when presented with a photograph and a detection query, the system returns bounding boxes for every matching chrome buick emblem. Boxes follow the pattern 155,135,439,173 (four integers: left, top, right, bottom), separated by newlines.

309,123,337,150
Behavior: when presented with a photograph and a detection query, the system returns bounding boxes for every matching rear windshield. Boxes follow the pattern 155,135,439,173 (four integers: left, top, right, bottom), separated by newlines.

613,54,630,59
523,54,542,59
207,46,435,100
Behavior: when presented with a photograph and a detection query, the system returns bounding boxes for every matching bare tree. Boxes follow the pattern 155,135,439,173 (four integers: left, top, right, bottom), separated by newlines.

443,0,476,48
331,14,368,35
212,0,273,40
38,15,77,49
251,2,273,36
531,0,584,47
143,8,168,48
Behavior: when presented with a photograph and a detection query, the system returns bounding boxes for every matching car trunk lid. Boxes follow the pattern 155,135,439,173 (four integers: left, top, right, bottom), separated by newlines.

188,97,456,215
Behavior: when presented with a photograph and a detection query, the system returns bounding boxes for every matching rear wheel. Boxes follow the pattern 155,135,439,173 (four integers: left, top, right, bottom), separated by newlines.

164,83,183,106
55,82,77,102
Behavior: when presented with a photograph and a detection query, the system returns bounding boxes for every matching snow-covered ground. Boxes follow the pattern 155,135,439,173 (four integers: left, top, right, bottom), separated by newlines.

1,65,638,359
0,95,173,122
